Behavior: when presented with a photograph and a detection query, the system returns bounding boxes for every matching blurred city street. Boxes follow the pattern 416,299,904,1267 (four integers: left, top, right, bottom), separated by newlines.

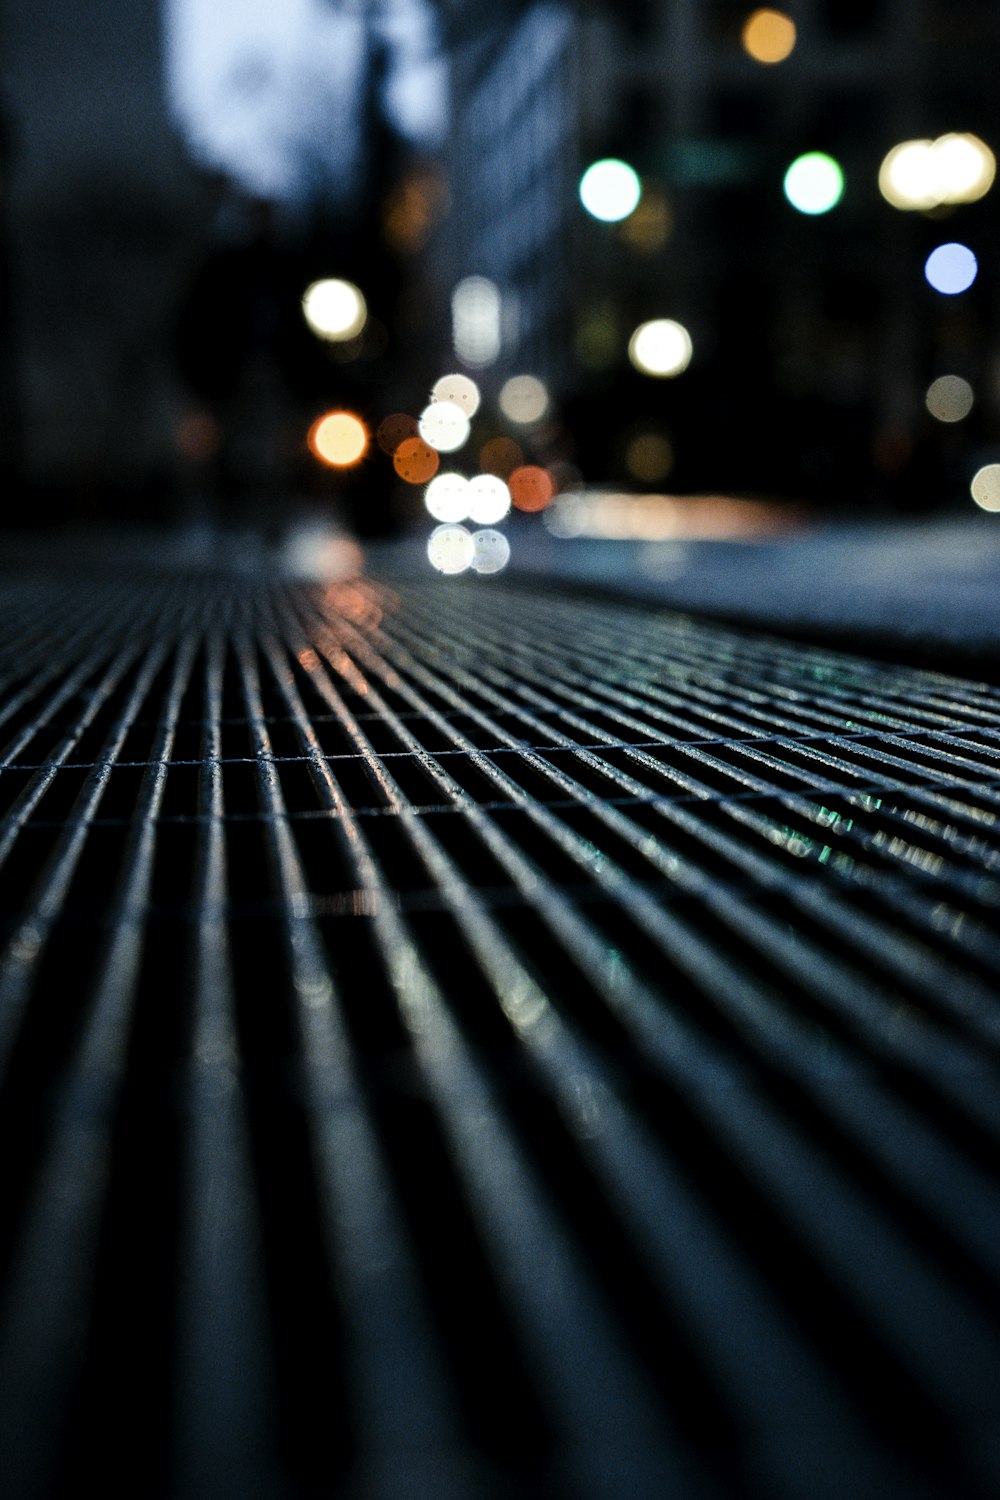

3,3,1000,1498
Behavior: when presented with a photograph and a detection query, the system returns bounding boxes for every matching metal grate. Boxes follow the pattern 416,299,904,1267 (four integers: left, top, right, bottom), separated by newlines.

2,560,1000,1500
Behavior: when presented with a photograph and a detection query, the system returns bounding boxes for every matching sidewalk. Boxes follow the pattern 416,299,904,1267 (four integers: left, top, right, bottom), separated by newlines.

503,516,1000,661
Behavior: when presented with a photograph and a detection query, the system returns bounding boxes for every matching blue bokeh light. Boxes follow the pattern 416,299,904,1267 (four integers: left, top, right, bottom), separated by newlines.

924,242,978,295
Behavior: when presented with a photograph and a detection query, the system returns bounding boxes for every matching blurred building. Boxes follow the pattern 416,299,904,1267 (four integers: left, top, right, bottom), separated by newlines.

436,2,577,387
2,0,1000,515
561,0,1000,505
426,0,1000,508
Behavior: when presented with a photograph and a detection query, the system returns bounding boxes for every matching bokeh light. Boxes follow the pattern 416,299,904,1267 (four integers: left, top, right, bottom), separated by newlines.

480,436,524,477
626,431,675,483
301,279,368,341
427,524,474,574
545,491,805,540
575,307,620,371
925,375,974,423
741,9,797,64
931,132,996,203
308,411,368,467
617,184,673,253
509,465,555,512
418,400,471,452
382,164,450,254
467,474,511,524
924,243,977,295
284,532,365,584
628,319,693,378
394,436,440,484
175,410,220,462
424,471,470,522
499,375,550,425
376,412,419,455
579,159,642,222
971,465,1000,511
879,134,995,210
783,152,844,214
452,276,501,367
878,140,938,211
431,373,481,415
471,530,511,574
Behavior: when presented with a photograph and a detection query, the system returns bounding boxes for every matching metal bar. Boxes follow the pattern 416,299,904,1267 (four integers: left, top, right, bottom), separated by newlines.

172,611,281,1500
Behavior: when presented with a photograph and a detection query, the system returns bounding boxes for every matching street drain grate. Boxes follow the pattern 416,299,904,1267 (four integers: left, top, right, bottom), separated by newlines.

0,563,999,1499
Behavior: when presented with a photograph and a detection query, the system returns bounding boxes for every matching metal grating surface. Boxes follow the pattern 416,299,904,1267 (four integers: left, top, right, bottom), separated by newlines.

2,562,1000,1500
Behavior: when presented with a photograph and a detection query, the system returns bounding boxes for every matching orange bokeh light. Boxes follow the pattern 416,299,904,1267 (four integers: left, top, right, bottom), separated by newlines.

382,165,451,255
308,411,368,467
175,410,221,461
509,465,555,512
479,436,524,478
741,8,796,64
393,436,440,484
376,411,419,455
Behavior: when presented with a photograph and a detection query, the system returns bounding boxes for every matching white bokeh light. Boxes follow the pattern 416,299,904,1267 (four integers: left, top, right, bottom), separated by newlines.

971,464,1000,512
467,474,511,524
301,279,367,340
579,159,642,222
471,529,511,574
925,375,974,423
878,140,938,210
427,523,474,573
418,400,471,452
498,375,550,425
879,134,995,210
783,152,844,214
431,373,481,415
451,277,501,367
931,133,995,203
424,471,470,522
628,319,693,378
